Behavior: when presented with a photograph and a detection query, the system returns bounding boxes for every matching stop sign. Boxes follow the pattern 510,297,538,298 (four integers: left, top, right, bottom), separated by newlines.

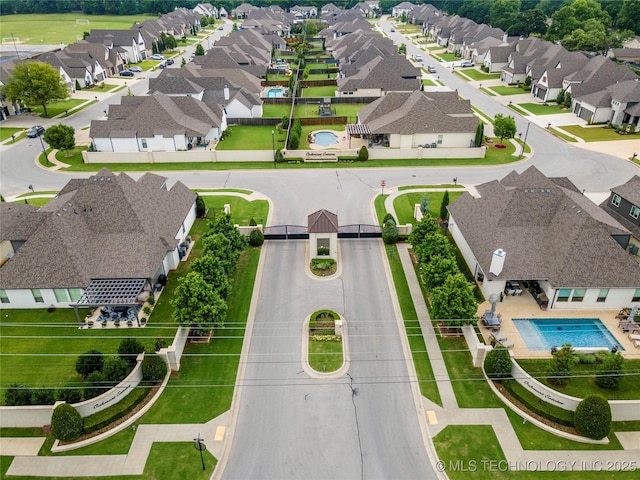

381,180,386,187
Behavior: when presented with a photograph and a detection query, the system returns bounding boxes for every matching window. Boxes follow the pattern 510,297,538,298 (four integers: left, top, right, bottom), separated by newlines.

611,194,621,207
437,134,443,145
317,238,330,256
141,139,147,148
597,288,608,303
630,205,639,220
557,288,571,302
0,290,9,304
633,288,640,303
68,288,82,302
54,289,69,303
571,289,586,302
31,289,44,303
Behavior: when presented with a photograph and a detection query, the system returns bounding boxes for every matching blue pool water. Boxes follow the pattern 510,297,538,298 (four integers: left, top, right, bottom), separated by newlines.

266,88,285,98
513,318,622,351
314,131,339,146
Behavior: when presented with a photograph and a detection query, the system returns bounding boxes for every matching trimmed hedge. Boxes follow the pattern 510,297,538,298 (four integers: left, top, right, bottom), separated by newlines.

501,379,575,426
575,395,611,440
83,386,151,434
141,354,168,384
51,403,83,441
484,346,511,379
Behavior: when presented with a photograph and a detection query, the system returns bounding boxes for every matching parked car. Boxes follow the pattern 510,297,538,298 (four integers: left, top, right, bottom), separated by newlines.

128,66,142,72
150,54,165,60
26,125,45,138
119,70,135,77
413,54,422,62
390,28,395,32
166,58,174,65
218,26,224,30
158,61,166,69
460,60,475,67
427,65,436,73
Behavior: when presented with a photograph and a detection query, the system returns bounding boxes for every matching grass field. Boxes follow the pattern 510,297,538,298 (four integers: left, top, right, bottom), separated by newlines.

489,86,528,96
519,103,568,115
393,191,464,225
558,125,639,142
1,14,158,45
460,69,501,81
216,126,287,150
31,98,88,118
302,86,337,97
0,127,25,142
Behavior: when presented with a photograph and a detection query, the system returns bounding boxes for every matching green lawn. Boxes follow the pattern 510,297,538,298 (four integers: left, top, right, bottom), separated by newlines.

515,359,640,400
89,83,119,92
395,24,422,34
558,125,640,142
0,127,25,142
14,196,52,206
31,98,87,118
298,124,345,149
305,73,337,80
519,103,568,115
202,196,269,227
393,191,464,225
461,70,501,81
508,103,530,115
302,86,337,97
262,104,293,119
216,126,287,150
433,52,457,62
489,86,527,96
289,103,366,121
422,79,437,86
549,127,579,142
308,338,343,372
0,13,158,45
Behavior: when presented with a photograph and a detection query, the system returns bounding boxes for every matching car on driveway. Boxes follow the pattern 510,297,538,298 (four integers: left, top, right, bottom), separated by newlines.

26,125,45,138
119,70,135,77
128,66,142,72
459,60,475,67
150,54,165,60
427,65,436,73
166,58,174,65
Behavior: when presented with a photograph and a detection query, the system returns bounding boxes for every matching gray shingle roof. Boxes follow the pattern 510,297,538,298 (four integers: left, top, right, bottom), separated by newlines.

447,167,640,288
0,169,195,290
337,55,420,93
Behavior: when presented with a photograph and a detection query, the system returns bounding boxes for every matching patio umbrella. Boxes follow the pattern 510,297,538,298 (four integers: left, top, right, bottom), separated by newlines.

629,305,638,323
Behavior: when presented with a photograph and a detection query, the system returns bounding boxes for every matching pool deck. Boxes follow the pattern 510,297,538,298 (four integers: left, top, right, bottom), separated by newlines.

476,293,640,359
308,129,366,150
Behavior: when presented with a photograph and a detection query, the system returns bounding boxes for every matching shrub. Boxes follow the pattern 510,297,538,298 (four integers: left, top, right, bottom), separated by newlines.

84,371,110,399
546,344,575,387
142,305,152,315
4,383,32,406
75,350,104,378
357,145,369,161
382,212,395,225
195,194,206,218
146,294,155,306
248,228,264,246
51,403,83,442
484,346,512,379
56,384,82,404
103,356,132,383
382,219,398,244
275,149,285,163
142,354,168,384
281,116,290,129
154,337,168,351
118,338,145,367
31,387,55,405
249,217,257,226
595,352,624,390
574,395,611,440
83,386,150,433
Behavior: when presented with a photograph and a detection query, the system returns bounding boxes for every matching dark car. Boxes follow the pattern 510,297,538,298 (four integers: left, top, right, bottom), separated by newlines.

26,125,45,138
166,58,174,65
119,70,135,77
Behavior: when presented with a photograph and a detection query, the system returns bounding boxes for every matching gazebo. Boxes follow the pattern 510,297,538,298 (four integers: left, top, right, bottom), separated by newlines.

308,209,338,260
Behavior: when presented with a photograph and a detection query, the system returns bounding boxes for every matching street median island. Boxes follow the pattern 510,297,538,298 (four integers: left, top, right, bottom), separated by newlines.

306,310,346,375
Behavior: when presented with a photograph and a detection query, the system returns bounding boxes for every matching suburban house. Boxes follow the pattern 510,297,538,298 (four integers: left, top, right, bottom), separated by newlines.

37,52,97,91
85,29,147,63
193,3,218,18
351,1,380,18
600,175,640,254
530,50,586,102
308,209,338,260
0,169,196,309
336,55,421,97
392,2,416,18
232,2,256,19
356,91,478,148
90,92,226,152
290,5,317,21
447,167,640,310
64,41,128,77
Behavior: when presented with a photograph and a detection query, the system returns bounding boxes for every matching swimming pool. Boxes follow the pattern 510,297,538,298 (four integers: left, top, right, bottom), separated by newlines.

313,131,339,146
266,88,285,98
512,318,622,351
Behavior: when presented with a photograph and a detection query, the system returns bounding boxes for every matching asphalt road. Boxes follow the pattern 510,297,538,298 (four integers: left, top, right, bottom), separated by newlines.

221,239,434,479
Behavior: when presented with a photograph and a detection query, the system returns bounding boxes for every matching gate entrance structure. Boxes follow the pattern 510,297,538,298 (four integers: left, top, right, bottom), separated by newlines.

338,224,382,238
263,224,381,240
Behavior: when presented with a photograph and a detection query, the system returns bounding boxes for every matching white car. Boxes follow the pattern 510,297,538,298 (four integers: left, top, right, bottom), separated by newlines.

128,66,142,72
459,60,475,67
150,54,165,61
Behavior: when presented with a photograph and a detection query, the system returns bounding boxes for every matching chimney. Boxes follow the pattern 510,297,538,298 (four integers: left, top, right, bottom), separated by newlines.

224,84,229,101
489,248,506,276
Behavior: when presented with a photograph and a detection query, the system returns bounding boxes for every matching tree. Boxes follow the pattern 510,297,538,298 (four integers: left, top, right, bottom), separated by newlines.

172,271,227,331
556,89,565,105
398,43,407,55
422,254,459,289
440,190,450,221
382,218,399,244
408,214,440,246
574,395,611,440
357,145,369,161
489,0,521,31
200,16,208,27
547,0,611,41
195,44,205,56
617,0,640,34
563,92,572,109
191,253,232,298
484,346,512,379
202,233,237,276
413,233,453,264
208,213,247,255
118,338,145,367
248,228,264,247
400,11,407,22
141,354,168,383
51,403,83,442
75,350,104,378
474,121,484,147
1,61,69,117
56,384,82,404
84,370,110,399
493,114,517,144
419,194,430,216
429,273,478,323
508,9,548,36
195,194,206,218
595,352,624,389
547,344,576,387
181,57,186,68
102,356,131,383
43,124,75,156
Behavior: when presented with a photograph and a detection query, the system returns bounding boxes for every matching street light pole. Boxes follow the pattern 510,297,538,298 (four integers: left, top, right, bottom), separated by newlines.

38,135,48,164
521,122,530,157
271,130,276,168
194,433,206,471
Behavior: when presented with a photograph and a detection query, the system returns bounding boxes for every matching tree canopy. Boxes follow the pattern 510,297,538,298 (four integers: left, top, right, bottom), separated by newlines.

493,114,517,144
171,271,227,331
2,62,69,117
429,273,478,324
43,124,75,156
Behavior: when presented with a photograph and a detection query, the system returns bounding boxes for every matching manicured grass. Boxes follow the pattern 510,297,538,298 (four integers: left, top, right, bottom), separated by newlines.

15,190,58,198
216,125,287,150
0,14,158,45
549,127,579,143
31,98,87,118
374,194,388,225
263,104,293,119
89,83,119,92
395,24,422,34
50,146,88,167
515,359,640,401
0,309,170,402
508,103,530,115
422,79,437,86
433,52,457,62
305,72,337,80
393,191,464,225
298,124,345,149
489,86,527,96
13,196,52,206
0,127,25,142
398,185,462,191
196,188,252,195
438,335,502,408
519,102,568,115
461,69,501,81
291,103,367,121
202,195,269,227
559,125,640,142
302,86,336,97
308,338,343,372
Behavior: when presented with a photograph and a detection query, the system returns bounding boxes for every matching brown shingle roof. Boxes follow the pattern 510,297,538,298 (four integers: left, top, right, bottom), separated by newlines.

308,209,338,233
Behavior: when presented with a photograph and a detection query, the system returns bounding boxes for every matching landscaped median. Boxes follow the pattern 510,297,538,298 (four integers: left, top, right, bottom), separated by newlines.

303,310,348,376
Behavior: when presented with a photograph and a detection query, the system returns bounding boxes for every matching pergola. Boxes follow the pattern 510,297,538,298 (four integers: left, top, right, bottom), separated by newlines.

346,124,371,148
72,278,147,324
